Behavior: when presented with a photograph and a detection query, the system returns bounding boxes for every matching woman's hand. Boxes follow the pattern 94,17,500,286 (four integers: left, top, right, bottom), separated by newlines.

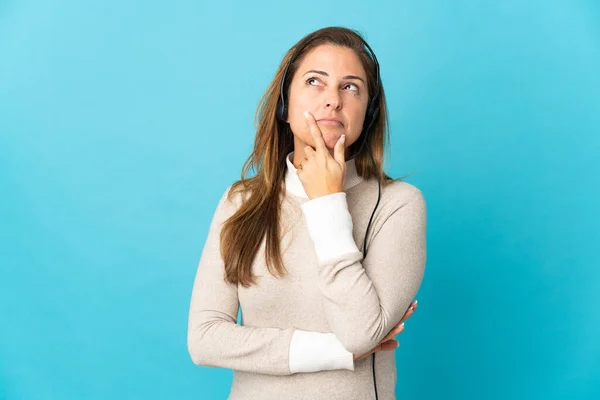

353,300,418,361
296,111,347,200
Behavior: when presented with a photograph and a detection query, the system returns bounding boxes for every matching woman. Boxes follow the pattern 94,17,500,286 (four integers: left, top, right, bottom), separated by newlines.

187,26,427,400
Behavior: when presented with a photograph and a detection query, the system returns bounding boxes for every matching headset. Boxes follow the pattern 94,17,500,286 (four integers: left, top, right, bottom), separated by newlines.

276,36,384,400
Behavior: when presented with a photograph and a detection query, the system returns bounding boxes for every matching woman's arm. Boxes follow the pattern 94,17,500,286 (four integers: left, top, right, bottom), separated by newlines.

187,186,354,375
300,186,427,356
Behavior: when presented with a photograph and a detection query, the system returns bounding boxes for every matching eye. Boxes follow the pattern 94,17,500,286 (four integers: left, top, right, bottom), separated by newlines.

306,77,320,86
343,83,359,92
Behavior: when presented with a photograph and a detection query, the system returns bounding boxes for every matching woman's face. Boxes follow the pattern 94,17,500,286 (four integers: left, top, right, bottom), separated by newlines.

286,44,370,159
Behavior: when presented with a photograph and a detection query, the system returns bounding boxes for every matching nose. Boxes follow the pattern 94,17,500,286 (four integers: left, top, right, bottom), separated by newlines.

324,87,342,110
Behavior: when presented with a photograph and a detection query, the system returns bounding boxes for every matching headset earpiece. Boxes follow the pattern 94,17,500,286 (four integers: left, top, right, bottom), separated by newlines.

276,100,287,123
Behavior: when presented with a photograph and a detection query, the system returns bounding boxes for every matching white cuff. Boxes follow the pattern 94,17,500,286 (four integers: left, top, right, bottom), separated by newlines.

300,192,361,262
289,330,355,373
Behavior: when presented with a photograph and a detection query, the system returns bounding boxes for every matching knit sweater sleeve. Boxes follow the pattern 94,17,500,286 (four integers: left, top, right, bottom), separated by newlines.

187,186,354,375
300,187,427,356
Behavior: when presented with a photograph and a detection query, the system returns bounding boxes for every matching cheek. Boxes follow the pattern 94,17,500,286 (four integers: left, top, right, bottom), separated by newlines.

287,99,317,138
289,92,317,117
346,106,367,139
288,112,312,143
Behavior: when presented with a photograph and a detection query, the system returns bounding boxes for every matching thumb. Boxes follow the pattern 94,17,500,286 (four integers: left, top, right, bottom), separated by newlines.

334,134,346,165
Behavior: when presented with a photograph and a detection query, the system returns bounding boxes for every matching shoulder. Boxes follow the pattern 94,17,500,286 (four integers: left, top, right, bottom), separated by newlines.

381,179,425,208
353,177,424,208
376,180,426,234
221,179,254,205
212,182,248,222
364,178,426,223
378,180,425,225
348,177,425,221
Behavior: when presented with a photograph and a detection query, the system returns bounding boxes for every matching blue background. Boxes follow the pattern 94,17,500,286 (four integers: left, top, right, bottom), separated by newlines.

1,0,599,399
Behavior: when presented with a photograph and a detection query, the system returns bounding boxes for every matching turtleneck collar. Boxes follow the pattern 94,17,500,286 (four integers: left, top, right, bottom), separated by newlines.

284,151,364,199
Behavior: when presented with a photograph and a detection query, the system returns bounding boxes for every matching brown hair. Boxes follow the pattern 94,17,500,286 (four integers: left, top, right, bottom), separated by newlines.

220,26,401,287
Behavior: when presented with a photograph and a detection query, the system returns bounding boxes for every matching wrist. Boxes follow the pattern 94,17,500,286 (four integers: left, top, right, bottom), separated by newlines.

307,189,344,200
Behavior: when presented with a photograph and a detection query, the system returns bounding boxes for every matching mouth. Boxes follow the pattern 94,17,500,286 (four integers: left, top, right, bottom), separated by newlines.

317,118,344,127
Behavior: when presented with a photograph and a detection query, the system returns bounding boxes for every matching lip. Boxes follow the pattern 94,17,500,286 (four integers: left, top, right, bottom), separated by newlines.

317,118,344,127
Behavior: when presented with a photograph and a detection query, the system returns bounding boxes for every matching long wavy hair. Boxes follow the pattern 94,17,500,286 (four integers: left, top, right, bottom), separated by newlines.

221,26,400,287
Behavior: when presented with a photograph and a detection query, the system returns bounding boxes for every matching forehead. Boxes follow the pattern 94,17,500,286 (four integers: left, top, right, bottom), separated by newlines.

297,44,366,77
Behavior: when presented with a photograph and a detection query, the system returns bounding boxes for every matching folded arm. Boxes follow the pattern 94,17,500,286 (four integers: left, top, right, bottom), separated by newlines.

300,188,427,355
187,186,355,375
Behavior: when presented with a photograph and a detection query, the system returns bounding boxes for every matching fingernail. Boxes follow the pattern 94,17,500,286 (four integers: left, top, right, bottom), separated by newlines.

340,134,345,143
414,300,418,305
395,342,400,348
304,111,309,118
399,322,404,328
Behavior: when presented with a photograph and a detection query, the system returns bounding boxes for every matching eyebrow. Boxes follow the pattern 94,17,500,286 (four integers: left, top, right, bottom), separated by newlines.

302,69,365,84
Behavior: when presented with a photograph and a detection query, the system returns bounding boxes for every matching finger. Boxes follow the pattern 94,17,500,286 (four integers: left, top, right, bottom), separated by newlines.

400,308,413,323
383,322,405,342
380,339,400,351
359,338,400,361
304,145,316,159
400,300,418,323
304,111,327,153
359,345,379,361
356,349,374,361
333,134,346,165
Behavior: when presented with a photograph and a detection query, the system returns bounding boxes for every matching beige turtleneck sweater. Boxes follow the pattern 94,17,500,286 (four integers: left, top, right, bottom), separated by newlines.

187,151,427,399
